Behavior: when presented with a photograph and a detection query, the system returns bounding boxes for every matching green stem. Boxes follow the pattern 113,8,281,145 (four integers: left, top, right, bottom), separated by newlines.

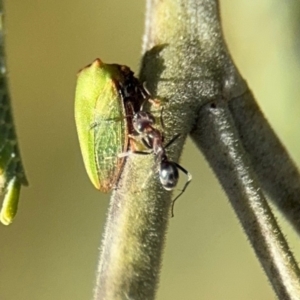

191,99,300,299
228,91,300,235
94,0,221,298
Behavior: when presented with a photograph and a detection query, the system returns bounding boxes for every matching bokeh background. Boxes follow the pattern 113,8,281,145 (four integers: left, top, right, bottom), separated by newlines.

1,1,300,299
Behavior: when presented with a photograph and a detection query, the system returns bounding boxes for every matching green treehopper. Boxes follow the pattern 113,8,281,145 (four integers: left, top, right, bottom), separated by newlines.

75,59,144,192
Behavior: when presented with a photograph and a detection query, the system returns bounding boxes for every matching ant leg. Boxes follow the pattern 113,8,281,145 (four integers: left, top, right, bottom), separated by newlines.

142,82,162,108
90,114,133,130
170,163,192,217
140,99,148,112
159,106,165,130
90,119,120,130
128,134,153,153
118,149,152,158
142,82,151,97
164,134,181,149
118,134,153,158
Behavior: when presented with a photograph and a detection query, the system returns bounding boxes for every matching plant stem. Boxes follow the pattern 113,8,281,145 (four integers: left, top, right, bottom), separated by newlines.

228,91,300,235
191,98,300,299
95,0,225,298
93,0,300,298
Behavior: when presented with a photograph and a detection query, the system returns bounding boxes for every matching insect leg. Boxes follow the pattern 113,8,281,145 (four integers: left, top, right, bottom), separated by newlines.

164,134,181,149
118,149,153,158
158,106,165,130
90,114,134,131
171,163,192,217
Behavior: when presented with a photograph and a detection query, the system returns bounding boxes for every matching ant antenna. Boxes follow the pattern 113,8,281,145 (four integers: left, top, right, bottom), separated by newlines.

142,82,151,97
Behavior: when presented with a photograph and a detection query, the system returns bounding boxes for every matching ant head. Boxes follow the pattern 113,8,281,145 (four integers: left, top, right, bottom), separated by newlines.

133,111,155,133
122,82,137,99
159,160,179,190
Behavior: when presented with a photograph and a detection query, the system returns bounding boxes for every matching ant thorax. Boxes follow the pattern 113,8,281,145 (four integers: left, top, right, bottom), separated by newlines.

148,129,164,156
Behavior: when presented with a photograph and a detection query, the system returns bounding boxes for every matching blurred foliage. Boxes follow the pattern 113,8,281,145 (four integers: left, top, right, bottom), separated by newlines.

0,1,300,299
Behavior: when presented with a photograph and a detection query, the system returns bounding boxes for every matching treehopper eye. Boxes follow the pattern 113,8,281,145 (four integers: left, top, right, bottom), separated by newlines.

75,59,143,192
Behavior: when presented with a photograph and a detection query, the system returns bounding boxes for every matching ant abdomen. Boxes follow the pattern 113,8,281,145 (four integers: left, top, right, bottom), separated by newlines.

159,161,179,191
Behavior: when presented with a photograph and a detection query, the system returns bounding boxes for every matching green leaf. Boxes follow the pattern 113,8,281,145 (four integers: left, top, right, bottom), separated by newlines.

0,177,21,225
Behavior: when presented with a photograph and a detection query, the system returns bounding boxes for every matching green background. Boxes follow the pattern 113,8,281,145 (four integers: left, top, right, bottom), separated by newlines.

1,1,300,299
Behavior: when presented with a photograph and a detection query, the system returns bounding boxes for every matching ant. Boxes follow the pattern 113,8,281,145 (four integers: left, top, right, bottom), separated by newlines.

121,95,192,217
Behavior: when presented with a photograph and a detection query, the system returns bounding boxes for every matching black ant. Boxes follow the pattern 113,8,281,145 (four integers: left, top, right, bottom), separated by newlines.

121,98,192,217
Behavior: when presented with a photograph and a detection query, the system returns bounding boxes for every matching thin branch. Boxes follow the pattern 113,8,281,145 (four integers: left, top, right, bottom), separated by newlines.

190,99,300,300
228,91,300,235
